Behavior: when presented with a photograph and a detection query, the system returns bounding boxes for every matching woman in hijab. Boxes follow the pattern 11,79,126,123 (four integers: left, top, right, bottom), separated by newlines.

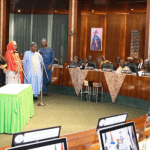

5,41,23,84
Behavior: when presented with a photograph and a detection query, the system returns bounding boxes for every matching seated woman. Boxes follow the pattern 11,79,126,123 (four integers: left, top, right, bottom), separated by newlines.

68,56,80,67
116,59,130,74
0,54,7,87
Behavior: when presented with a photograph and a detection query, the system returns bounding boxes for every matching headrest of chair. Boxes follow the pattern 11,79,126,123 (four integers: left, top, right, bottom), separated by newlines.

88,81,94,87
93,83,102,87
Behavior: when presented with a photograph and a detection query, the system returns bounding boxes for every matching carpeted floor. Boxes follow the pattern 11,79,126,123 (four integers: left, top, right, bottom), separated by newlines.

0,93,147,148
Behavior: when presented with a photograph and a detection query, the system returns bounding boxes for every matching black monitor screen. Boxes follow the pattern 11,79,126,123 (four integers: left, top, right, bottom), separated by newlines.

8,138,68,150
98,122,139,150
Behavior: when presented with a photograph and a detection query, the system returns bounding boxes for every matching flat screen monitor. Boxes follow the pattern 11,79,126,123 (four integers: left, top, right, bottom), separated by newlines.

7,138,68,150
12,126,61,147
98,122,139,150
96,113,128,131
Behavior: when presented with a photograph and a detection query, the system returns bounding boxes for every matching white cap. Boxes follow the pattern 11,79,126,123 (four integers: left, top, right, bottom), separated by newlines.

41,38,47,42
127,57,133,60
13,41,17,45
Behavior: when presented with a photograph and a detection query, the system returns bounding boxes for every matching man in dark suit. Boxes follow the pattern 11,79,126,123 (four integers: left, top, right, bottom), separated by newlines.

69,56,80,67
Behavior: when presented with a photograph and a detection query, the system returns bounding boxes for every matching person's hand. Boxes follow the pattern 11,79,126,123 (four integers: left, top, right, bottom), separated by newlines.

3,68,6,73
55,58,59,61
15,68,18,74
47,65,51,71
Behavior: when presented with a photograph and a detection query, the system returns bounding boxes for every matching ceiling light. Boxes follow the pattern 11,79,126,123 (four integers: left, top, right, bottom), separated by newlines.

131,9,133,11
55,11,57,12
18,10,21,12
92,10,94,12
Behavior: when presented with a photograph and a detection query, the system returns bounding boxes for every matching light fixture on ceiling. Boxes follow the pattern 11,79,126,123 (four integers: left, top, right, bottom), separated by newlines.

131,9,133,11
92,10,94,12
55,11,57,12
18,9,21,12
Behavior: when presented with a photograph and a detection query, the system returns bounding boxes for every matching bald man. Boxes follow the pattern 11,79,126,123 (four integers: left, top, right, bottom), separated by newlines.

116,59,130,74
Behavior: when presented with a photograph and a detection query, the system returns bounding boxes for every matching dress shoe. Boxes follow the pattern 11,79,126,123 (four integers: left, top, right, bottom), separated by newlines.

33,97,38,101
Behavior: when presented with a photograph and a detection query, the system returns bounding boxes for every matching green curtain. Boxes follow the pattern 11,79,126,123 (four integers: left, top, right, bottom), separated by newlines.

52,14,68,64
14,14,31,54
32,14,48,50
10,14,68,64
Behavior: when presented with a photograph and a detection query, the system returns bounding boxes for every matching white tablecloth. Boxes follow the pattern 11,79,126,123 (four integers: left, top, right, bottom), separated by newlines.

0,84,31,94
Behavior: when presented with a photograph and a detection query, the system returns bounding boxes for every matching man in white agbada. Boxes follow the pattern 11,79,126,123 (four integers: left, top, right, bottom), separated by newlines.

23,42,42,100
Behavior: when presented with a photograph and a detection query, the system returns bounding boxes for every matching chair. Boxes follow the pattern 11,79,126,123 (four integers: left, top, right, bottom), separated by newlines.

89,82,103,103
127,64,138,76
87,62,97,68
93,83,103,103
102,63,114,70
80,80,89,101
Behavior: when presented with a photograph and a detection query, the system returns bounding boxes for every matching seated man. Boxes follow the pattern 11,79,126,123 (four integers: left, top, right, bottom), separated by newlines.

137,58,144,70
53,58,59,64
88,55,97,68
100,55,109,69
116,59,130,74
114,56,120,70
80,58,88,68
68,56,80,67
125,57,138,75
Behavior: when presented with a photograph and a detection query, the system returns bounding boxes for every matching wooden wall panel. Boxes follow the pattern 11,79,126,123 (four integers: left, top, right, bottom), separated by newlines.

125,14,146,62
80,15,87,60
79,13,146,66
105,14,126,63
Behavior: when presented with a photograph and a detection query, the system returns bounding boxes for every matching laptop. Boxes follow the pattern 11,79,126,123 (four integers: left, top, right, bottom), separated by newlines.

97,122,139,150
12,126,61,147
7,137,68,150
96,113,128,131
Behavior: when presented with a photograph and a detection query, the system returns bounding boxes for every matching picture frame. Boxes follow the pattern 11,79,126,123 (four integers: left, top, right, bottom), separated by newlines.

90,28,103,51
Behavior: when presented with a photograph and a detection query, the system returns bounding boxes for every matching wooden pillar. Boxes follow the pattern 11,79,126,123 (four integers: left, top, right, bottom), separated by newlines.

67,0,81,63
145,0,150,59
0,0,9,56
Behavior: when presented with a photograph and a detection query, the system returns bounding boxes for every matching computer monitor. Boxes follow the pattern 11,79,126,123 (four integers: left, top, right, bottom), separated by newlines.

7,138,68,150
12,126,61,147
96,113,128,131
98,122,139,150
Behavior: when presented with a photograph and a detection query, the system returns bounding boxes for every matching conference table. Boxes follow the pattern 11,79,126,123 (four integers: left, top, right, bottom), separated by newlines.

0,84,34,134
51,65,150,101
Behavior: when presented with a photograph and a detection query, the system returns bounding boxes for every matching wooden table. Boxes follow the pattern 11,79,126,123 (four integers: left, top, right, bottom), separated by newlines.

51,66,150,101
1,115,149,150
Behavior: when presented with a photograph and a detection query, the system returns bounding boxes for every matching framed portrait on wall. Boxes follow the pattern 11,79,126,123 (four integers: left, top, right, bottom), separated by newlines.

90,28,103,51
